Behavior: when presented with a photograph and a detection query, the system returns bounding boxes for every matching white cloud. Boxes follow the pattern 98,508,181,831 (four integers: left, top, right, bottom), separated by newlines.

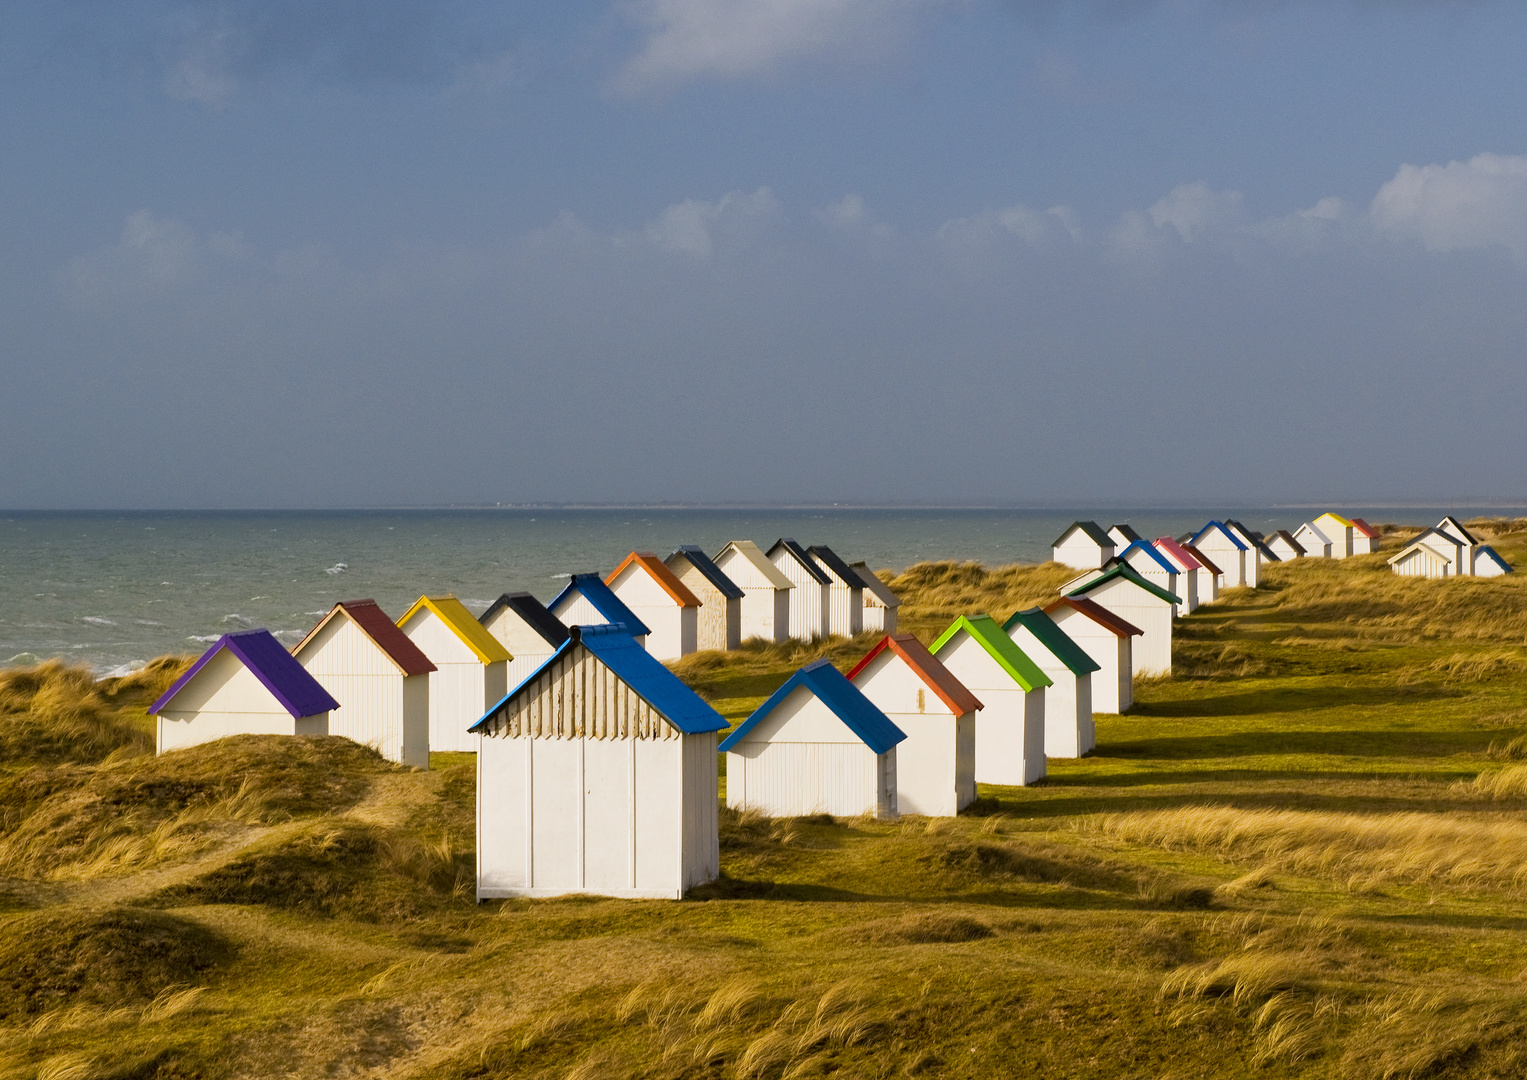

1148,182,1244,242
161,18,237,107
635,187,783,258
67,211,220,308
614,0,932,92
936,203,1081,246
1371,152,1527,261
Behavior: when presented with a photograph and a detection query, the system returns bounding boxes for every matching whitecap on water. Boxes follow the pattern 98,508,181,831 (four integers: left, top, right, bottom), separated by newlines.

221,614,253,627
324,563,348,575
102,660,147,678
5,653,39,665
187,635,221,643
81,616,116,626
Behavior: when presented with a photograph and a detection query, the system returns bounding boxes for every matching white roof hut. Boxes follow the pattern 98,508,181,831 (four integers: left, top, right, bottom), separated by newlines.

1313,513,1355,559
291,600,435,769
397,595,512,754
1387,528,1462,578
480,593,570,690
712,540,794,643
767,538,831,641
1044,597,1142,714
807,544,865,637
930,615,1052,787
1189,521,1250,587
847,634,982,817
1003,607,1101,758
1052,521,1115,572
1064,564,1179,678
151,630,338,755
666,546,744,651
1116,540,1188,615
1474,545,1514,577
471,625,728,900
1434,516,1479,575
1293,522,1333,559
605,552,702,661
851,562,901,634
548,573,651,649
1350,518,1381,555
721,659,906,819
1265,530,1307,561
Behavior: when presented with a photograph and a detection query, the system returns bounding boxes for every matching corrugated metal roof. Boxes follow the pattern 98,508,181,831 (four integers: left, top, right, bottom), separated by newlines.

669,546,746,600
547,574,654,638
1052,521,1113,549
1066,563,1182,606
1152,536,1202,572
1184,544,1222,576
292,600,436,676
471,624,726,736
1190,521,1248,551
806,544,863,589
720,659,906,755
478,592,569,649
768,538,831,584
608,551,702,608
1001,608,1101,677
929,614,1052,692
1042,596,1143,637
850,562,901,608
847,633,983,715
1119,539,1180,577
713,540,796,590
397,595,513,664
153,629,340,719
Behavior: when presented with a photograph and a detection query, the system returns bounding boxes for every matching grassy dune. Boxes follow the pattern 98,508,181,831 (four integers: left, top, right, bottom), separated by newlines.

4,523,1527,1077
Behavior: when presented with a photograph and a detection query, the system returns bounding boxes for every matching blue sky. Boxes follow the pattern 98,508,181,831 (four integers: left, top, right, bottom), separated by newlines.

4,1,1527,508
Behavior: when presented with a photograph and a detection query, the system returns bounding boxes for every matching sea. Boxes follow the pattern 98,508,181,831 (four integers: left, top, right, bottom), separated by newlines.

0,506,1481,675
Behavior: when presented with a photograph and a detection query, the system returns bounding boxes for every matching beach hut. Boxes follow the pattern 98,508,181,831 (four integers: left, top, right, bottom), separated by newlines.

291,600,434,768
1313,513,1355,559
1350,518,1380,555
1108,523,1143,550
1294,522,1333,559
930,615,1052,786
1265,530,1306,561
1052,521,1115,571
1065,564,1179,677
480,593,569,690
852,562,901,634
1002,607,1100,758
1190,521,1250,587
847,634,980,816
398,596,512,754
1223,520,1271,586
721,659,905,819
767,538,831,641
712,540,794,643
605,552,701,661
1152,537,1204,616
152,629,338,755
1387,529,1462,578
548,574,652,648
471,625,727,900
1114,540,1186,614
1475,545,1514,577
665,546,744,652
1435,517,1479,575
1044,597,1141,714
807,545,865,637
1186,543,1222,604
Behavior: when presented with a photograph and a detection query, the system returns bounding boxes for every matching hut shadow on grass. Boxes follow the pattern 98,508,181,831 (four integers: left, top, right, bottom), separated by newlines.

1129,682,1459,719
992,788,1505,820
687,876,877,902
1090,727,1486,763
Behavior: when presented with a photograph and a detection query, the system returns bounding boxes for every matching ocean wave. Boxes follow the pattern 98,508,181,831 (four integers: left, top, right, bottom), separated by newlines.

187,635,221,644
134,619,163,627
324,563,348,575
81,616,116,627
221,614,253,627
5,653,39,665
102,660,147,678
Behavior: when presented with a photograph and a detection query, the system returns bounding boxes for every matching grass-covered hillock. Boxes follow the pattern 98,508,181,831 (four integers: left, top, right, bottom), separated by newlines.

6,535,1527,1077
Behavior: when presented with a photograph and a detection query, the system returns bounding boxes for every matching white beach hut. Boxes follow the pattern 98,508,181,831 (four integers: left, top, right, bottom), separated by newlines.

767,538,831,641
1152,537,1205,615
1185,543,1222,604
930,615,1052,787
807,545,865,637
1052,521,1115,571
721,659,906,819
1223,520,1271,586
852,562,901,634
1190,521,1251,588
1116,540,1188,615
291,599,434,768
712,540,794,643
847,634,981,817
1064,564,1179,678
1435,516,1479,575
1044,597,1142,714
1474,545,1514,577
472,625,728,900
1265,530,1306,561
548,573,652,648
1313,513,1355,559
605,551,702,661
1294,522,1333,559
1387,528,1463,578
1108,523,1143,550
152,630,338,755
480,593,570,690
397,595,512,754
1002,607,1100,758
1350,518,1381,555
666,546,744,652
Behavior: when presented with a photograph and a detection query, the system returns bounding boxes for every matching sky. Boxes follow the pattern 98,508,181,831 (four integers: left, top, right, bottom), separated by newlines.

3,1,1527,509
